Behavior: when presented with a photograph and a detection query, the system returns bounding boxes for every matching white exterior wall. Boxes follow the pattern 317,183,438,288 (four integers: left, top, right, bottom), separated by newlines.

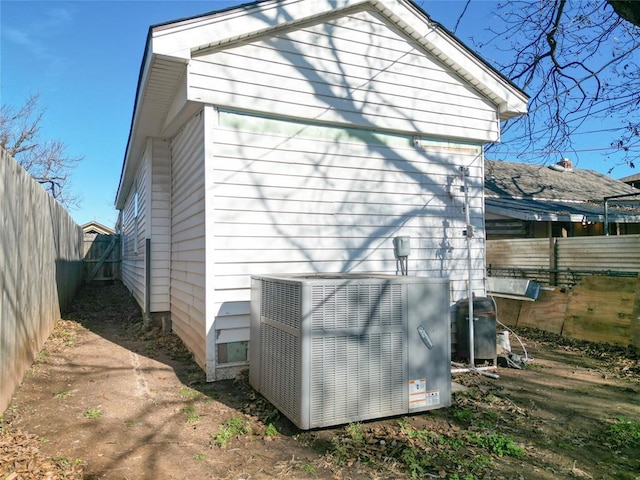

185,8,498,380
117,0,526,383
190,9,499,142
170,111,207,370
205,110,485,379
120,143,150,308
120,139,171,314
150,138,171,311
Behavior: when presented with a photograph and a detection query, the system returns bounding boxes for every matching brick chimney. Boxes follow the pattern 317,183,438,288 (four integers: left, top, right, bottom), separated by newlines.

558,157,573,169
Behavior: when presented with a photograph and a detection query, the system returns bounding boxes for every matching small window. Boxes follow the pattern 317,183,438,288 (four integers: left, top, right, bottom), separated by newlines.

217,341,248,364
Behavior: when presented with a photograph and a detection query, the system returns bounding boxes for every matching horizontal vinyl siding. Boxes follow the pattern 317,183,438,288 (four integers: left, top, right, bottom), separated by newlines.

150,138,171,312
209,112,486,336
120,148,149,309
191,9,498,142
171,111,207,369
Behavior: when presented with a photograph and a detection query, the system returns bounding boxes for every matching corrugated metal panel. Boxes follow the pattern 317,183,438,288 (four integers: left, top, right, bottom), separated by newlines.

486,238,550,269
556,235,640,272
485,197,640,223
487,235,640,286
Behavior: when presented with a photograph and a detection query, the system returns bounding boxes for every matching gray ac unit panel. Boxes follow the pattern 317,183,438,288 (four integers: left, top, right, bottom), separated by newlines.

250,274,451,430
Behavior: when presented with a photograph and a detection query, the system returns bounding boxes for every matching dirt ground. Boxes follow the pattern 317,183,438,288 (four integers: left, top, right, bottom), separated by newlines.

2,281,639,480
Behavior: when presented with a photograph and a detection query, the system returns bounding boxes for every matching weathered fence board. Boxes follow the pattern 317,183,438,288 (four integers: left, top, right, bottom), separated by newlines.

83,233,120,282
0,148,83,413
563,276,637,346
518,288,569,334
493,276,640,348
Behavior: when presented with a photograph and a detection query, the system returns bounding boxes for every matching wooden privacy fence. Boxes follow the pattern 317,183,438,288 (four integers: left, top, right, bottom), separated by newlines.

0,147,84,413
487,235,640,287
83,233,120,283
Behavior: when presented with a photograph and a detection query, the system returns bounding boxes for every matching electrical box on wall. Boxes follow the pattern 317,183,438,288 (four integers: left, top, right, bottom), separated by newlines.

250,273,451,430
393,236,411,257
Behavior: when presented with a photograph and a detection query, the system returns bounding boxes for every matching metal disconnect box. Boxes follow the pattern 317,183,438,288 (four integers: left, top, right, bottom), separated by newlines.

249,274,451,430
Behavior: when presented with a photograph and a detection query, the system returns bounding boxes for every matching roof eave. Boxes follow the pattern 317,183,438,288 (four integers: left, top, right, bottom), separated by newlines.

115,46,188,209
486,200,640,223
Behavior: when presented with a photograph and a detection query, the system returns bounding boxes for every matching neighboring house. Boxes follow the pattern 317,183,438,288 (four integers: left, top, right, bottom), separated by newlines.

620,173,640,189
485,159,640,239
114,0,527,380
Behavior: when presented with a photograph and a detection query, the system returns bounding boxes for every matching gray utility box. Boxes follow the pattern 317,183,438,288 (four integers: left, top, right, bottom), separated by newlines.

250,274,451,430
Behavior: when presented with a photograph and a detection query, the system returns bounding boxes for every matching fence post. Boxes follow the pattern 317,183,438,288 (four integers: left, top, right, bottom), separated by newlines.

549,237,558,286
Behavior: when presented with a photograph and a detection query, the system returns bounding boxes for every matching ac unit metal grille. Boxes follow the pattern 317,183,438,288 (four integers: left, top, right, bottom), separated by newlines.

311,283,402,330
310,331,405,426
260,322,302,426
251,274,451,430
261,279,301,329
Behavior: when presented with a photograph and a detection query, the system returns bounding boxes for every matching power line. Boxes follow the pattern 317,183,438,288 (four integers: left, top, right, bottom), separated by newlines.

488,144,640,156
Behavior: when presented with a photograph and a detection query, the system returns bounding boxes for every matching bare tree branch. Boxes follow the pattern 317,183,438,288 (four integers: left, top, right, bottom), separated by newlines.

0,93,82,208
479,0,640,171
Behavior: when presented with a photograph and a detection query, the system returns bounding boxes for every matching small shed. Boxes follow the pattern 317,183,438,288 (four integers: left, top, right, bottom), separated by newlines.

82,221,115,248
115,0,527,380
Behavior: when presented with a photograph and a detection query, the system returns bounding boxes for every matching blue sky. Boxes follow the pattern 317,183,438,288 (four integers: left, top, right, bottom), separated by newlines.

1,0,636,228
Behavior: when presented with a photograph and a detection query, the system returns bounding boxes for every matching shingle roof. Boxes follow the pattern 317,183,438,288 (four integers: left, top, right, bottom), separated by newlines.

81,221,115,235
485,159,637,202
619,172,640,184
485,160,640,222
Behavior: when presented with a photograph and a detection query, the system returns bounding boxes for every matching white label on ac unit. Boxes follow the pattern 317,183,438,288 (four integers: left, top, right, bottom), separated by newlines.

408,379,427,408
425,390,440,406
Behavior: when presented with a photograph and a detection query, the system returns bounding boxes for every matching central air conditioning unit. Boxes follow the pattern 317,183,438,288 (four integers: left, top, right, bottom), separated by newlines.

249,273,451,430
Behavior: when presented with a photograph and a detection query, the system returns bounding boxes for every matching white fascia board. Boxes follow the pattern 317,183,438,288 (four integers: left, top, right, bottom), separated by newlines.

115,36,155,210
371,0,527,119
152,0,367,59
115,49,187,209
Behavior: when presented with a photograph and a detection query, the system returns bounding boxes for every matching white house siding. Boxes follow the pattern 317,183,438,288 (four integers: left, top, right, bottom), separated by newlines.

206,110,486,378
150,138,171,312
189,8,499,143
170,111,207,370
120,144,150,308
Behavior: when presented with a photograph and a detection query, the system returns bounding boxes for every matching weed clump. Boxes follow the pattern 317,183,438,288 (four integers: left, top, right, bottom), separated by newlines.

211,417,250,448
